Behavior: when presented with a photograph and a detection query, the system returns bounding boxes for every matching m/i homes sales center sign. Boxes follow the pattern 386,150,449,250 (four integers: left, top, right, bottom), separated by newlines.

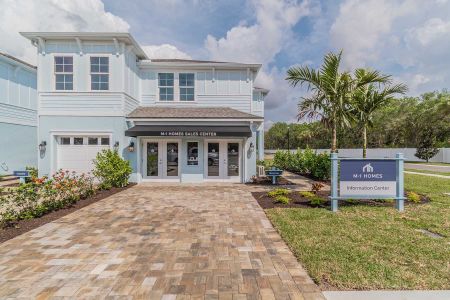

340,160,397,197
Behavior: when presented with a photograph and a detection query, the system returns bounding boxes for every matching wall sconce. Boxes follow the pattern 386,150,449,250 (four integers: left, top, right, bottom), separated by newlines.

128,141,135,152
249,142,255,153
38,141,47,152
113,141,119,150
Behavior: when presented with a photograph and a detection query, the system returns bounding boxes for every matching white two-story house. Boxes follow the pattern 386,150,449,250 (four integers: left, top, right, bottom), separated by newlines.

21,32,267,183
0,52,37,175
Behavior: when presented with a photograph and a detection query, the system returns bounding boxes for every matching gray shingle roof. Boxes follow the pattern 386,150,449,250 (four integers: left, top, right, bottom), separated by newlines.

127,106,263,119
0,52,36,69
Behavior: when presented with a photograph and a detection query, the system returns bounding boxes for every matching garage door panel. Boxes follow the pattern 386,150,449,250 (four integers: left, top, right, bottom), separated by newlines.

56,136,109,174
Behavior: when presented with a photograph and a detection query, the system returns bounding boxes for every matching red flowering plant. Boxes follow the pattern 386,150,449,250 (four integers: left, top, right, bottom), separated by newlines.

0,170,95,227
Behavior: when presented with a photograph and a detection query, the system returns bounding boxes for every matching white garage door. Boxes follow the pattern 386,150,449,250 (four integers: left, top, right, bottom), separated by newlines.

56,136,110,174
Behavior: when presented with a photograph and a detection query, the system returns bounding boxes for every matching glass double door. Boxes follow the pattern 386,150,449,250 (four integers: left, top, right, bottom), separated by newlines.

205,141,241,181
144,140,179,180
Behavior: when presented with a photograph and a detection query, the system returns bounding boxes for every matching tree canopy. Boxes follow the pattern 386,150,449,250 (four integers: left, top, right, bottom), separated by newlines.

265,91,450,150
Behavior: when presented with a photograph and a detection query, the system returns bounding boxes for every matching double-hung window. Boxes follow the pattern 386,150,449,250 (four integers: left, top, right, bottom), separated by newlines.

179,73,195,101
158,73,174,101
90,57,109,90
54,56,73,90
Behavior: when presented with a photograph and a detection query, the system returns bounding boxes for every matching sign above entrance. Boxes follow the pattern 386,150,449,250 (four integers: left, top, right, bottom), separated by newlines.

160,131,217,137
340,160,396,197
125,125,252,137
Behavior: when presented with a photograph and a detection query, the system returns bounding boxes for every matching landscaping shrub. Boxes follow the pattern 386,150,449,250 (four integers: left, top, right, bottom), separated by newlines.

274,195,290,204
310,196,325,206
25,166,38,180
299,191,325,205
268,188,291,198
406,191,421,203
272,148,331,180
299,191,315,198
93,149,132,189
311,182,324,193
0,170,95,227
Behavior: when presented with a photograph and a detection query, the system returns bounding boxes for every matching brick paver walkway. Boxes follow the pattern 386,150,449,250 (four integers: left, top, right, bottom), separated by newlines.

0,184,324,299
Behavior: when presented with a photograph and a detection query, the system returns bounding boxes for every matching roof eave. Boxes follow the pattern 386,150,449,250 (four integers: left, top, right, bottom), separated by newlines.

138,61,261,71
19,32,148,59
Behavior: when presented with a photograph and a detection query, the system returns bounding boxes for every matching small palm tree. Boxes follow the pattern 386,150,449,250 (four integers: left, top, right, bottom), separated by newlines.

352,75,408,157
286,51,389,152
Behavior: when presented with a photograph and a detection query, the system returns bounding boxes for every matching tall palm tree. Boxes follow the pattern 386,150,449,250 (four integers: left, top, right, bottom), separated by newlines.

352,76,408,157
286,51,389,152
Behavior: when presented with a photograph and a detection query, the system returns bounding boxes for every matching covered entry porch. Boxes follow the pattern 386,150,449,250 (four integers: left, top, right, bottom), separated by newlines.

125,106,263,183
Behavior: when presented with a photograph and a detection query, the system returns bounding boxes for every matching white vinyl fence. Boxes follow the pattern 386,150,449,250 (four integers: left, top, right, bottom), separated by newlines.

265,148,450,163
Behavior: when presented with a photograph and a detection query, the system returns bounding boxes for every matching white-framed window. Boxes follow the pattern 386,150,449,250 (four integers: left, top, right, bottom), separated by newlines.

101,137,110,145
88,137,99,145
90,56,109,90
54,56,73,90
60,137,71,145
158,73,174,101
179,73,195,101
74,137,84,145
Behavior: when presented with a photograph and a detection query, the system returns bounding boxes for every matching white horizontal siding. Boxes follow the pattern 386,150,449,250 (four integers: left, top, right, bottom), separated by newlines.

196,95,251,113
124,94,140,114
0,103,37,126
39,92,137,116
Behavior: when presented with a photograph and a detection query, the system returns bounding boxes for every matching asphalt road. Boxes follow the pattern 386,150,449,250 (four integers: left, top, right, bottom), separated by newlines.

405,163,450,173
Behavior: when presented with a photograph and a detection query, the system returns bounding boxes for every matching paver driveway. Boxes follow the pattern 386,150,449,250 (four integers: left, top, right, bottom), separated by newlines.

0,184,323,299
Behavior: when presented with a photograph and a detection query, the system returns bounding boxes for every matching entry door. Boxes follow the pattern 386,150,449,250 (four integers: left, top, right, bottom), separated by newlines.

205,141,241,182
143,140,180,180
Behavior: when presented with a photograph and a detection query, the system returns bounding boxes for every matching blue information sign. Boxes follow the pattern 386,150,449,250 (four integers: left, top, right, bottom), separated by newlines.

340,160,397,197
13,170,29,177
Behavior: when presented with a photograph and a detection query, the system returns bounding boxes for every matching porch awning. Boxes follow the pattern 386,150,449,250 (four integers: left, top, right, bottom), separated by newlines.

125,125,252,137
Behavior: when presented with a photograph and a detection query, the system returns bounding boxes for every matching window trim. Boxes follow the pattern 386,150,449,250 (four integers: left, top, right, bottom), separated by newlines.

54,56,74,91
179,73,195,101
158,72,175,101
90,55,110,91
156,71,196,102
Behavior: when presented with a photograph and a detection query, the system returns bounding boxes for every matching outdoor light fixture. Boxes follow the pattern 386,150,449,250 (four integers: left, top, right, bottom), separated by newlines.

128,141,135,152
114,141,119,150
38,141,46,152
249,142,255,152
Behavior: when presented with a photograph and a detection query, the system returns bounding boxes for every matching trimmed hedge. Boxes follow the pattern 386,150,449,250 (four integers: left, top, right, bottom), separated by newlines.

273,148,331,180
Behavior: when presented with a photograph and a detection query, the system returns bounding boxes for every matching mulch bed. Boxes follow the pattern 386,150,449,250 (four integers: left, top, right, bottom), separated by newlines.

246,176,295,186
253,190,430,209
0,184,135,244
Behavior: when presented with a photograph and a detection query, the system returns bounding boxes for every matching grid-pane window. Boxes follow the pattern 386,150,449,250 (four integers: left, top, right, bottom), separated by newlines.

88,137,98,145
54,56,73,90
60,137,71,145
101,137,110,145
74,137,84,145
179,73,194,101
90,57,109,90
158,73,174,101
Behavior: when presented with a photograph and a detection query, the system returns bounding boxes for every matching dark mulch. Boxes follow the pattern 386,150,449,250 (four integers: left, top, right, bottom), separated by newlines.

246,176,295,186
253,190,430,209
0,184,135,244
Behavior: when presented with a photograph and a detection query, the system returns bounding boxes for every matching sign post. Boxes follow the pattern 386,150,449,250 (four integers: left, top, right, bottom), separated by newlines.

330,153,405,212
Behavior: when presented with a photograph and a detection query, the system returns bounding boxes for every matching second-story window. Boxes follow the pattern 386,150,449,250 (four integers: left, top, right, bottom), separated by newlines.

179,73,194,101
54,56,73,90
90,57,109,90
158,73,174,101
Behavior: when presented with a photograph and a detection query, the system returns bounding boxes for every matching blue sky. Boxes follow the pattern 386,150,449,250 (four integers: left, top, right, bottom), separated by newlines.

2,0,450,128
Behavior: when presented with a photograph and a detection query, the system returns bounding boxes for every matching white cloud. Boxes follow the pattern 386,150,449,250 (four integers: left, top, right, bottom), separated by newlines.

204,0,313,64
141,44,191,59
328,0,450,95
0,0,130,64
410,18,450,46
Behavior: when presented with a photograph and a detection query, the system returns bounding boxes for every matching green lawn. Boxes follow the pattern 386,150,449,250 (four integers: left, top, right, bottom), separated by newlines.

406,162,450,166
405,168,450,176
266,174,450,290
